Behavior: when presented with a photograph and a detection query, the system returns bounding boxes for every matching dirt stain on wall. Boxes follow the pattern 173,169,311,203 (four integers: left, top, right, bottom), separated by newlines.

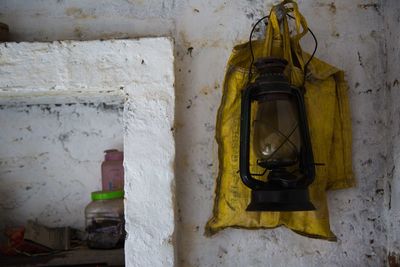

65,7,96,19
328,2,336,14
358,3,381,15
314,2,336,14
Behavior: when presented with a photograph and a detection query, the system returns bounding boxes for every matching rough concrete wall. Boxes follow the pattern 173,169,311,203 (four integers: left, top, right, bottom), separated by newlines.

0,103,123,235
0,39,176,267
0,1,392,266
384,0,400,264
122,38,175,267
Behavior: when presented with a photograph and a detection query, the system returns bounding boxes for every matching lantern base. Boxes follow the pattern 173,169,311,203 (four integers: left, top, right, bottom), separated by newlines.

246,188,315,211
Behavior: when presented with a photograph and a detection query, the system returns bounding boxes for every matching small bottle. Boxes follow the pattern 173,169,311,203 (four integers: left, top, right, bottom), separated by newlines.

101,149,124,191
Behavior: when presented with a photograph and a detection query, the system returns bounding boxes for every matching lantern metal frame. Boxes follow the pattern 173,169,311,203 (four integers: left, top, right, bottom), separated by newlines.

239,58,316,211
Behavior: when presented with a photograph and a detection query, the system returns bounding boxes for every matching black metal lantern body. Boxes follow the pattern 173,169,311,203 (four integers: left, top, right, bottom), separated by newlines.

240,58,316,211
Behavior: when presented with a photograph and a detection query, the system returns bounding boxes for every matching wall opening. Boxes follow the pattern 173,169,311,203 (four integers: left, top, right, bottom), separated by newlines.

0,101,125,266
0,38,175,267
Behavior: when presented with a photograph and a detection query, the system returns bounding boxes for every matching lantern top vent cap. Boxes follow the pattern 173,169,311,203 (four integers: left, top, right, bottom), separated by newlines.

254,57,288,74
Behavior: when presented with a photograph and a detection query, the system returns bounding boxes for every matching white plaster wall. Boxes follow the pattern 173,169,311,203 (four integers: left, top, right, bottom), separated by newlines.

122,39,175,267
0,103,123,234
0,1,396,266
0,39,176,267
384,0,400,261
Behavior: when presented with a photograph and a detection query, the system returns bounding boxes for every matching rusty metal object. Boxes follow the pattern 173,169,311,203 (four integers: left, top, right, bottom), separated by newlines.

0,22,10,42
389,252,400,267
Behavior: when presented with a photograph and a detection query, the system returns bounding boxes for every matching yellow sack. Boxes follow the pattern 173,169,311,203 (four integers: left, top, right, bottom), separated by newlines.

206,1,355,240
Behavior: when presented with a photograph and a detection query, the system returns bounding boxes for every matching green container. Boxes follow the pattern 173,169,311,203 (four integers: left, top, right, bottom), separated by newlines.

91,190,124,201
85,190,125,249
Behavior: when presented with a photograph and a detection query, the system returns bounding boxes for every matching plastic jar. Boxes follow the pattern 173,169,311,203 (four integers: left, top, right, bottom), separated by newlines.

85,190,125,249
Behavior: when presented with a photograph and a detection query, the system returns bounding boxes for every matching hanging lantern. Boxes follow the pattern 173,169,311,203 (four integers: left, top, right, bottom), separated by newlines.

239,57,316,211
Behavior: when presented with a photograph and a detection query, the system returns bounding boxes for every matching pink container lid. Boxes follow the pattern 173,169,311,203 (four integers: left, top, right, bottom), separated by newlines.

104,149,123,161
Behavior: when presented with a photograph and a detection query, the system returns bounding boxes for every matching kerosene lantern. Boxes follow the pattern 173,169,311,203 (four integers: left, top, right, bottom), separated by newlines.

239,57,316,211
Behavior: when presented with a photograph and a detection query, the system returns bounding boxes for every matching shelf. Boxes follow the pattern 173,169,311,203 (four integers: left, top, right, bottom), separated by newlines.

0,245,124,267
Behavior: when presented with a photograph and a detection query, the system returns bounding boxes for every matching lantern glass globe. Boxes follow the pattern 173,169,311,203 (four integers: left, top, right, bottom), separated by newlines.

252,93,301,169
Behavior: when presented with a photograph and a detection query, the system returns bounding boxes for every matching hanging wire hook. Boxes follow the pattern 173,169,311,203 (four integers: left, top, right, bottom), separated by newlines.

247,15,269,84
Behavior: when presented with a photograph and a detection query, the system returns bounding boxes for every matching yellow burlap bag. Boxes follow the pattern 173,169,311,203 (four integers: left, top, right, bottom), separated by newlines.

206,1,355,240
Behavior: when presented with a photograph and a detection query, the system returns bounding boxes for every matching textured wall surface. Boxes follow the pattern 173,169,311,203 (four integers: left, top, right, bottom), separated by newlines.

0,0,397,266
0,103,123,235
122,38,175,267
0,39,176,267
384,0,400,263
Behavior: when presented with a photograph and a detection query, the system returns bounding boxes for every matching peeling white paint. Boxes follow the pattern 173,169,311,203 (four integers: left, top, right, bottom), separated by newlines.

384,0,400,260
0,103,124,232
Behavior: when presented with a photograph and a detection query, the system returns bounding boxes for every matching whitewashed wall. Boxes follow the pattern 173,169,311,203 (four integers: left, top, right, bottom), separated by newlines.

0,0,398,266
384,0,400,264
0,103,123,233
0,39,176,267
